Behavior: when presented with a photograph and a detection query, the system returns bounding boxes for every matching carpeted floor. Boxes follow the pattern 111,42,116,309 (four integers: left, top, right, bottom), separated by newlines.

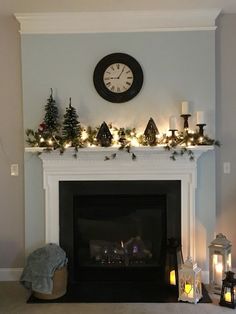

0,282,233,314
27,282,212,303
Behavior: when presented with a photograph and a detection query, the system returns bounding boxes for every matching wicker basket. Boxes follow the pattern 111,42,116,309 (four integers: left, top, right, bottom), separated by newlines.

34,266,68,300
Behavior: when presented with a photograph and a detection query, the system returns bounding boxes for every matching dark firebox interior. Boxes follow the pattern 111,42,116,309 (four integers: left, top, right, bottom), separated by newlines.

59,180,181,301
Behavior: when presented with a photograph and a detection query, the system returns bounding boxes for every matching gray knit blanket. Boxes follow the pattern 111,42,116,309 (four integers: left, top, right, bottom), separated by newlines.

20,243,68,294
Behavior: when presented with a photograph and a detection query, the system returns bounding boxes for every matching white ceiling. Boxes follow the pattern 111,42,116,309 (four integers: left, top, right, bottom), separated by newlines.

1,0,236,15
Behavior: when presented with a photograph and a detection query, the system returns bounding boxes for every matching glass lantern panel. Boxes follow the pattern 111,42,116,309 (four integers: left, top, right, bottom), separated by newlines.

195,272,202,297
224,287,232,303
213,254,223,286
170,269,176,285
180,275,194,298
227,253,232,270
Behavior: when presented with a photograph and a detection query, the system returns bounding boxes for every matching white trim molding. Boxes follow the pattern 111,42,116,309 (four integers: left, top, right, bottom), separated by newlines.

36,146,213,262
15,10,221,34
0,268,23,281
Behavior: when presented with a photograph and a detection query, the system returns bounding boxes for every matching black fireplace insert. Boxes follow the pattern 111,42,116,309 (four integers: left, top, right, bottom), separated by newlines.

59,180,181,301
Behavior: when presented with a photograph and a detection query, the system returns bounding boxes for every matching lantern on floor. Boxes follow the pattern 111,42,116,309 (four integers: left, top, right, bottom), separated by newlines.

219,271,236,309
209,233,232,294
165,238,183,287
178,257,202,304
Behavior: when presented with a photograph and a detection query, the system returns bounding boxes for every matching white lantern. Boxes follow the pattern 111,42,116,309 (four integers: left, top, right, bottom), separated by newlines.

209,233,232,294
178,257,202,304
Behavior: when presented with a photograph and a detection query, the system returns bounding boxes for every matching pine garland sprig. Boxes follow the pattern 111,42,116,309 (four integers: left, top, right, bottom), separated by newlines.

26,129,41,147
26,128,62,150
83,126,99,146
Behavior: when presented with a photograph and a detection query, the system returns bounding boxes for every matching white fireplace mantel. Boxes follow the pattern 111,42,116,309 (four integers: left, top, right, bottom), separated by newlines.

36,145,213,261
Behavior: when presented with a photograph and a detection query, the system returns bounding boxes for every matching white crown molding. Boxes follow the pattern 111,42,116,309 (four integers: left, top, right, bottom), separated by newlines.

0,268,23,281
15,10,221,34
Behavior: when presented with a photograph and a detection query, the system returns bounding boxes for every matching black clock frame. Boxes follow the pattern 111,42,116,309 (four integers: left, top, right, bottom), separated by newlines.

93,53,143,103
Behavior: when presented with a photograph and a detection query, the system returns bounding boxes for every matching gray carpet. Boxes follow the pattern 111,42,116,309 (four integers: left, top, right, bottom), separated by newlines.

0,282,233,314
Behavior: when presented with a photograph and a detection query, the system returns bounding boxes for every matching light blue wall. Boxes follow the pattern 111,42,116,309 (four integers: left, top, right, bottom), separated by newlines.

22,31,215,270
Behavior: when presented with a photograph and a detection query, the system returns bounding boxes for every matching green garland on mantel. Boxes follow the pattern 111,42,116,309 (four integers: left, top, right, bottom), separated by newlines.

25,91,220,161
26,124,220,161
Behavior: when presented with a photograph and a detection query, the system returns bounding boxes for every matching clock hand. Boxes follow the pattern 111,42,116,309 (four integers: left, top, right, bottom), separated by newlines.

117,65,125,79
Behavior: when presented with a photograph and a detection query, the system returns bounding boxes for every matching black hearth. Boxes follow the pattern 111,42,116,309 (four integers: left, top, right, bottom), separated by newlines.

59,180,181,301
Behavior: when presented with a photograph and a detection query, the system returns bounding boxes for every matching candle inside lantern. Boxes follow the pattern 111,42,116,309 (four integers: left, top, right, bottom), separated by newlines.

181,101,189,115
215,262,223,285
215,263,223,273
169,116,177,130
225,292,232,302
196,111,205,124
185,283,193,298
170,270,176,285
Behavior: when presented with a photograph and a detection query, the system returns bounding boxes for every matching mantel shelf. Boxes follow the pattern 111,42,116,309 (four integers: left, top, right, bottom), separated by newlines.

25,145,214,163
25,145,214,154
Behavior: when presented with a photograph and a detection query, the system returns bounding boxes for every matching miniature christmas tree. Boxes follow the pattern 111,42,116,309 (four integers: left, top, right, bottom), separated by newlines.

62,98,81,146
43,88,59,136
144,117,159,146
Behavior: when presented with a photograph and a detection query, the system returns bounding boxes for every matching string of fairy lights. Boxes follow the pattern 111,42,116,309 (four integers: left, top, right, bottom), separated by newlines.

25,92,220,160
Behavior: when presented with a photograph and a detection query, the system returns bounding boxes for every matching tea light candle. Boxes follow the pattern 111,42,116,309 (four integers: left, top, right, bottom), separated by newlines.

196,111,205,124
169,116,177,130
181,101,189,115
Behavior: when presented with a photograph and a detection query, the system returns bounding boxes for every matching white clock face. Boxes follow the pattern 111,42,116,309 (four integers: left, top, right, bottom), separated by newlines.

103,63,134,93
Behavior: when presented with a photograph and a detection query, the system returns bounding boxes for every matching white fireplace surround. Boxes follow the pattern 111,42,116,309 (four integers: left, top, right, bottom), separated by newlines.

38,145,213,262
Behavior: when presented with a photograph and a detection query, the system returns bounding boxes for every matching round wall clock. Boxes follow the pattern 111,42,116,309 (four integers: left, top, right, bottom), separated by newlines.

93,53,143,103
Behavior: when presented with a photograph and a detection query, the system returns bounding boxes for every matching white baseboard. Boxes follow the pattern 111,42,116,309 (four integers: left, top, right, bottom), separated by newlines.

0,268,23,281
201,271,209,284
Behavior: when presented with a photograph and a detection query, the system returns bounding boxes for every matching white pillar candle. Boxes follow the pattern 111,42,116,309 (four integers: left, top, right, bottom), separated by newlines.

196,111,205,124
169,116,177,130
181,101,189,115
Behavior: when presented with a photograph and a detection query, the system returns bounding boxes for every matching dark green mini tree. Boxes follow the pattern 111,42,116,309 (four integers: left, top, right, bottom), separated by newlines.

43,88,59,136
62,98,81,146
